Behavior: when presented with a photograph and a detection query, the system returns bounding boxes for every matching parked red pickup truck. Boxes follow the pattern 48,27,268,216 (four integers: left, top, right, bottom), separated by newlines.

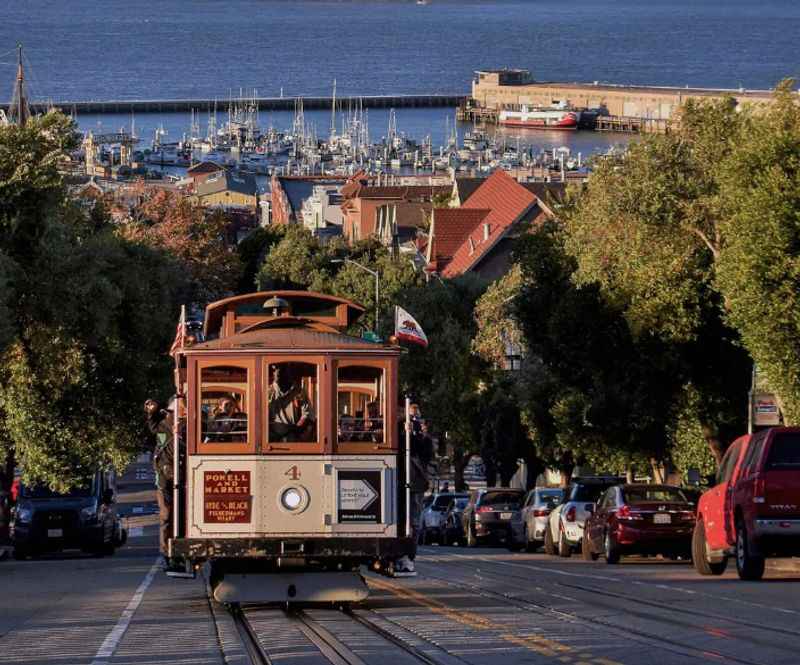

693,427,800,580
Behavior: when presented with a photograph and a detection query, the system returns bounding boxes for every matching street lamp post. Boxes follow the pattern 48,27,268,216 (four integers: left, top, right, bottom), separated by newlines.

332,258,380,335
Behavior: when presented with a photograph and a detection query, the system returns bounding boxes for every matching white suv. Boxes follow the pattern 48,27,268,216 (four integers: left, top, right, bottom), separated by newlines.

544,477,624,557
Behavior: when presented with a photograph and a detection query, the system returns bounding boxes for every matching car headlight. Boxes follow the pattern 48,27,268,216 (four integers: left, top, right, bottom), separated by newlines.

15,506,33,523
81,503,98,522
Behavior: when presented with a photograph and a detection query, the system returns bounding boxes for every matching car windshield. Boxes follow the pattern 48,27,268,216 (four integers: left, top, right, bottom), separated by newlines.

537,489,563,507
571,484,609,502
21,484,93,499
766,433,800,469
480,492,523,506
623,487,688,504
433,494,466,509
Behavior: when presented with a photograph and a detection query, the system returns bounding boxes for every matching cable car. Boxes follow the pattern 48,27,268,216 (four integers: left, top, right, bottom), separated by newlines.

168,291,415,603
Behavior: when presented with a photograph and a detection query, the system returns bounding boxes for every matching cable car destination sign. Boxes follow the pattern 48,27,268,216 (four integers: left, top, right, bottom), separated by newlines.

338,470,382,523
204,471,252,523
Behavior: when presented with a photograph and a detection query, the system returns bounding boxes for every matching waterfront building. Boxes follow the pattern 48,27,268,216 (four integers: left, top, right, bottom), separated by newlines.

468,69,779,128
192,170,258,211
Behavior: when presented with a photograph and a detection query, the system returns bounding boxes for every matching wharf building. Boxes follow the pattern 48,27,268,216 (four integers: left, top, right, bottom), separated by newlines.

462,69,780,133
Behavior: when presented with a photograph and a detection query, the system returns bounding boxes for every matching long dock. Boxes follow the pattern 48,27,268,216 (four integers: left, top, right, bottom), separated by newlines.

9,93,467,115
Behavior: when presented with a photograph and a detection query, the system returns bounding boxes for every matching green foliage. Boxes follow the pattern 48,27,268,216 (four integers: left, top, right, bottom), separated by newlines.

715,81,800,423
236,225,285,292
669,386,718,483
472,264,524,368
0,113,184,491
513,222,678,474
395,275,489,458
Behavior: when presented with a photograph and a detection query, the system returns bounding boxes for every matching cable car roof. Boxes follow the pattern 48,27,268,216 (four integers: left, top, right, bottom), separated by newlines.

189,324,399,353
203,291,366,339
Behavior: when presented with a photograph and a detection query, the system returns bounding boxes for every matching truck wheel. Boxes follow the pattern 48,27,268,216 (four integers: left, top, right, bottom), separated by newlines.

735,519,765,581
558,529,572,558
544,525,556,556
604,531,620,564
692,520,727,576
12,547,29,561
582,533,599,561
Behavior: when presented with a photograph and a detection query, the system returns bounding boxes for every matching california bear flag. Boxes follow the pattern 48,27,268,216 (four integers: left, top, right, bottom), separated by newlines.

394,306,428,347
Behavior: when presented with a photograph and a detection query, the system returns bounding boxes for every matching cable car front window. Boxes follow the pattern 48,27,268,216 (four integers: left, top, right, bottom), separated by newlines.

337,365,385,444
267,362,318,443
200,366,249,444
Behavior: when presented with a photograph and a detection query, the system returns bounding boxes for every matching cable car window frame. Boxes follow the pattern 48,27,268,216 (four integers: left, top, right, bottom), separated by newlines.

196,358,256,455
335,358,395,454
263,355,326,455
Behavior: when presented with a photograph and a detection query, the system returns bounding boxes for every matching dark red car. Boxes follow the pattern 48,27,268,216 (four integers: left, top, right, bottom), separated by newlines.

582,484,696,563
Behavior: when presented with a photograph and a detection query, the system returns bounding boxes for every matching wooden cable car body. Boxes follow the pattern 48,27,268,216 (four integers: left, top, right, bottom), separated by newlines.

170,291,414,602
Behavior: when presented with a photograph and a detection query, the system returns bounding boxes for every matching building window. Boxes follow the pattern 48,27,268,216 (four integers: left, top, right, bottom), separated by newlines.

337,365,385,444
267,362,318,443
200,366,249,443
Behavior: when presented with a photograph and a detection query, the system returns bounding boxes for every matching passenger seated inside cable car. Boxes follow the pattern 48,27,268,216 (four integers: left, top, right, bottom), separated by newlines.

200,365,249,444
267,362,317,443
337,365,385,443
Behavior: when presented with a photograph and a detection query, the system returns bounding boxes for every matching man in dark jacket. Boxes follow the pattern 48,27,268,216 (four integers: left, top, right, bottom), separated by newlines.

144,398,176,567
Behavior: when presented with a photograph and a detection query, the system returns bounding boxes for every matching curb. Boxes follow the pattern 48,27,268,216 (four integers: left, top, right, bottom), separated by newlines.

767,558,800,574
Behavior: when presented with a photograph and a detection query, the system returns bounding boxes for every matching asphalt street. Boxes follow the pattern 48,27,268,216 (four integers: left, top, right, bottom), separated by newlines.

1,468,799,665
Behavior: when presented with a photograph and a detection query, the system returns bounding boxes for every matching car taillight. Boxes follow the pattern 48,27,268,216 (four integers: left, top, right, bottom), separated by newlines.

565,506,577,522
533,509,550,517
753,474,766,504
617,505,643,521
477,506,493,513
679,510,696,521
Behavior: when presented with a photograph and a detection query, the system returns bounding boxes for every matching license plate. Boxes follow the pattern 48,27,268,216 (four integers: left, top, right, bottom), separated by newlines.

500,512,513,520
47,528,63,538
653,513,671,524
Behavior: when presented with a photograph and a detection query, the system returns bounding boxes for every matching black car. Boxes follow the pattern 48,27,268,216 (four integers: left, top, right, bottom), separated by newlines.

11,470,125,559
461,488,526,547
442,496,470,545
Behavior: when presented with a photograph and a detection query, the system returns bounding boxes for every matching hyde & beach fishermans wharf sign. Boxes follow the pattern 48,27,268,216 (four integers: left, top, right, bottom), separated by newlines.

204,471,252,523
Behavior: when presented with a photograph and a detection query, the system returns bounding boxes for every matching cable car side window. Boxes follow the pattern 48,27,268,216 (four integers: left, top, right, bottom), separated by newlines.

267,362,318,444
199,363,251,450
337,365,385,445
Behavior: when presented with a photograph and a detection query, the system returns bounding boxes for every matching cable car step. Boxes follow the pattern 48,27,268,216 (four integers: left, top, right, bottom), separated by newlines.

213,571,369,604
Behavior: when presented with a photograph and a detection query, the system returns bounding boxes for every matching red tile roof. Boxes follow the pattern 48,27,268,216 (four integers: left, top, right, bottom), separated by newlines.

355,185,451,201
441,170,537,278
428,208,491,272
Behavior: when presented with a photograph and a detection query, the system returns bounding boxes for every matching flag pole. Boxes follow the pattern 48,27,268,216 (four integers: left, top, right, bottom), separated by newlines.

171,304,186,547
405,396,412,538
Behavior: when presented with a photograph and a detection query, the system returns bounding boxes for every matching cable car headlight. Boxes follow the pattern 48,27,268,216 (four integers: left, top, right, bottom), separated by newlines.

281,488,303,511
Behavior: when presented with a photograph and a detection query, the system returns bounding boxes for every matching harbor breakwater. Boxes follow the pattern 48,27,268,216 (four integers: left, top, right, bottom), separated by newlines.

9,93,468,115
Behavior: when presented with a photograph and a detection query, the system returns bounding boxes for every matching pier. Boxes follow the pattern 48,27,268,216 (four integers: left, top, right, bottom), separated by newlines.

7,93,467,116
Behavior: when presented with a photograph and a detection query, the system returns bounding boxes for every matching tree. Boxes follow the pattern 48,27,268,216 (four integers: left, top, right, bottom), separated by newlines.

561,99,752,463
0,113,184,491
122,189,242,305
236,225,285,292
394,275,488,490
513,222,679,480
715,81,800,423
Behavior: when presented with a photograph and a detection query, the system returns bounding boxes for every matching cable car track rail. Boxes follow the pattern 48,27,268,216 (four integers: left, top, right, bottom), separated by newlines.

230,604,274,665
229,604,453,665
418,560,777,665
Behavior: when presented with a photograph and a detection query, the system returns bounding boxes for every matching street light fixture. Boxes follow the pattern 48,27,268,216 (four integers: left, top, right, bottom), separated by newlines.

331,258,380,335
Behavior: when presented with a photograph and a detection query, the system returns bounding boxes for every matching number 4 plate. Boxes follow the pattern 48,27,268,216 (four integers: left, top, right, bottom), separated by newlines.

47,528,63,538
653,513,671,524
500,512,513,520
